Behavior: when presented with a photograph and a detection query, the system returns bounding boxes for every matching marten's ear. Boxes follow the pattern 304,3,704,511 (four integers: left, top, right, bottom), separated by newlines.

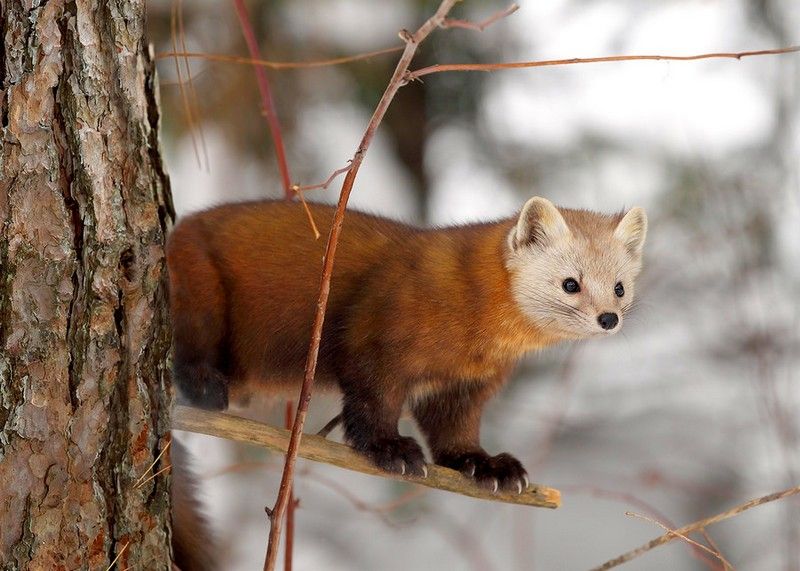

614,206,648,257
510,197,571,251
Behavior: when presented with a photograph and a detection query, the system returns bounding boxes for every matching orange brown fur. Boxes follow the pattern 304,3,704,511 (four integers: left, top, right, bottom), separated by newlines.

166,199,644,491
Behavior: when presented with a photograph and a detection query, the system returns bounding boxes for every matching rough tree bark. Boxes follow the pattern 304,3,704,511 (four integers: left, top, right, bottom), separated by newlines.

1,1,174,569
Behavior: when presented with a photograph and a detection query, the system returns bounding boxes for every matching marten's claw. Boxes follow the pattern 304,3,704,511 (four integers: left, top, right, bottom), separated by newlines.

436,450,528,493
359,435,427,478
422,465,428,478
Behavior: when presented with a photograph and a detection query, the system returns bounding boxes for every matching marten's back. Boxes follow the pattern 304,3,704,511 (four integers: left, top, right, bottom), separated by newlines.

166,201,417,390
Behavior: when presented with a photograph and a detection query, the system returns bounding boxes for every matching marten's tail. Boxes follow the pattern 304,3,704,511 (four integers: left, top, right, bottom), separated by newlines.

170,437,218,571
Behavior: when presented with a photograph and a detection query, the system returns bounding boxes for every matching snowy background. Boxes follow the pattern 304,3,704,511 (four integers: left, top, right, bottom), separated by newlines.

148,1,799,569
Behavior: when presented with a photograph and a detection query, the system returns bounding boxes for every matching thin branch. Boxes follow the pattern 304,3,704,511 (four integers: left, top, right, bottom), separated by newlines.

316,413,342,438
231,0,292,199
591,485,800,570
284,401,296,571
104,541,129,571
406,45,800,81
133,438,171,488
155,45,403,69
563,484,721,570
259,2,470,569
170,3,201,169
133,465,172,490
625,512,734,570
293,163,352,193
177,0,209,171
171,405,561,510
292,189,321,240
440,3,519,32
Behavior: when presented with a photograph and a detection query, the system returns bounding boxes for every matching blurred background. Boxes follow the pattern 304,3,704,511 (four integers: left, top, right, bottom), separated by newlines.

146,1,799,568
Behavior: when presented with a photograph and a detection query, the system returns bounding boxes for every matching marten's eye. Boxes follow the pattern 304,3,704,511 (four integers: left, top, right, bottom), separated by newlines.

562,278,580,293
614,282,625,297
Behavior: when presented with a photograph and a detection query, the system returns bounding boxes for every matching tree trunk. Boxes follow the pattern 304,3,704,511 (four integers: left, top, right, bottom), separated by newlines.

1,1,174,569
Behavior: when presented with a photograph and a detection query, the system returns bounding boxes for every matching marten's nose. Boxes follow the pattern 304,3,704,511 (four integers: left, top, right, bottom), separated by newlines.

598,312,619,330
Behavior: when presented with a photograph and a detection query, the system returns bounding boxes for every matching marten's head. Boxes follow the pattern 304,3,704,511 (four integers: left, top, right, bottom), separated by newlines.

506,197,647,340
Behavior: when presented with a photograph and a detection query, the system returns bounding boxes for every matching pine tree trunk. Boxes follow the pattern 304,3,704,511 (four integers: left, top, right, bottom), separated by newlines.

1,1,174,569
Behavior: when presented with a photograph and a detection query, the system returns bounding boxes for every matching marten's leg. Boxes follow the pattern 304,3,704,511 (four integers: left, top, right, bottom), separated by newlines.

413,382,528,493
340,380,427,477
167,234,229,410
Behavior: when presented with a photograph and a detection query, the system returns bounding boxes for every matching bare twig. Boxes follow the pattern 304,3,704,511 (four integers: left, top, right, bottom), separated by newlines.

591,485,800,570
562,484,721,570
626,512,734,570
177,0,208,171
134,438,171,488
171,405,561,510
104,541,129,571
170,3,201,169
156,45,404,69
293,164,352,193
259,2,471,569
231,0,292,199
284,401,296,571
316,413,342,438
133,465,172,490
441,3,519,32
406,45,800,81
292,189,321,240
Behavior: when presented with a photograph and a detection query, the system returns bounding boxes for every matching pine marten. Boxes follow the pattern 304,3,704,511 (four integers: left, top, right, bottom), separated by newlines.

166,197,647,493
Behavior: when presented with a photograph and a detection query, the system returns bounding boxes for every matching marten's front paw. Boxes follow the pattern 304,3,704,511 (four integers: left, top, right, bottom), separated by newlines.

360,436,428,478
438,451,529,494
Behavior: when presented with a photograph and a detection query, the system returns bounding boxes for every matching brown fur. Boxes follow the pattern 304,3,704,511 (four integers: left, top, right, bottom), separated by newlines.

170,438,217,571
166,199,639,491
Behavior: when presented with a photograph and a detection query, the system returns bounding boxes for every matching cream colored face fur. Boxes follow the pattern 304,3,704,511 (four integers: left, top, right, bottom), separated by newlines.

505,197,647,339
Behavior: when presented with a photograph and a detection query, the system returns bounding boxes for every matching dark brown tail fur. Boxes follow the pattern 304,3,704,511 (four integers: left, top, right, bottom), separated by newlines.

170,437,218,571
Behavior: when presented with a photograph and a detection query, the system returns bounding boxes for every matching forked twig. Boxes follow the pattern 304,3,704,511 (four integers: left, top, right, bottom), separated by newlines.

103,541,129,571
592,485,800,570
133,438,171,488
441,3,519,32
626,512,733,570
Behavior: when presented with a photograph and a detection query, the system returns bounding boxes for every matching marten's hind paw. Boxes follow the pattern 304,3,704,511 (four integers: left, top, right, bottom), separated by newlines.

438,451,528,494
360,436,428,478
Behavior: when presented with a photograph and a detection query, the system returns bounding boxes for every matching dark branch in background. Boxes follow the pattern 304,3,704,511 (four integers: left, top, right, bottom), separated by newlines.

405,45,800,80
231,0,292,199
172,406,560,510
591,484,800,570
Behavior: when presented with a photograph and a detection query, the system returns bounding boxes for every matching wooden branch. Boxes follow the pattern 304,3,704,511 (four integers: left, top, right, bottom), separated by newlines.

172,406,561,509
591,484,800,570
406,45,800,81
